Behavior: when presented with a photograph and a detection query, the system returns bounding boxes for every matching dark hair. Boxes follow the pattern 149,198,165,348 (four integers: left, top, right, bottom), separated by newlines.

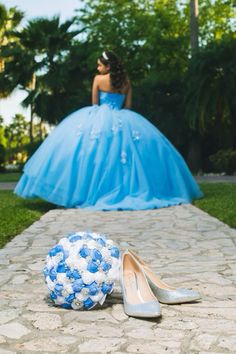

99,51,128,91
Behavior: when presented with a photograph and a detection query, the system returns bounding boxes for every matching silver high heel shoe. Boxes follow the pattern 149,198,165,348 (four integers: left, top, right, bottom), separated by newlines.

128,250,201,305
121,251,161,318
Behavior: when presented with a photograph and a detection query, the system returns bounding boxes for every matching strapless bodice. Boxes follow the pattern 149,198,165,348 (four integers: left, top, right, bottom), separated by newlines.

99,90,126,110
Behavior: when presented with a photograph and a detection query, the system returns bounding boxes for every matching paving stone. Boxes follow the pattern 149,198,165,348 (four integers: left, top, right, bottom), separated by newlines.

23,312,62,330
15,336,76,352
189,333,218,351
0,309,21,325
127,342,181,353
217,335,236,351
62,322,123,337
0,322,30,339
0,349,17,354
78,338,126,353
0,335,6,343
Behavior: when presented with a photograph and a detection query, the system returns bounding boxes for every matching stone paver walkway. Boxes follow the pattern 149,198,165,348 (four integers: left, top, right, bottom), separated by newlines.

0,183,17,190
0,205,236,353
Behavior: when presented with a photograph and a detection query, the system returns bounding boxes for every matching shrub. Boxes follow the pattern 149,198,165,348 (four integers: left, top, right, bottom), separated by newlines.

0,144,6,172
209,149,236,175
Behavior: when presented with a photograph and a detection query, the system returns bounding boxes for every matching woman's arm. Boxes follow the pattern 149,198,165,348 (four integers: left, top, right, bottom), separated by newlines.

124,82,132,109
92,75,99,105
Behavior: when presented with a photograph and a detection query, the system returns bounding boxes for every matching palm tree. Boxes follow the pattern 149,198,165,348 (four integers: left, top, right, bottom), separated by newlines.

0,4,24,96
0,15,81,140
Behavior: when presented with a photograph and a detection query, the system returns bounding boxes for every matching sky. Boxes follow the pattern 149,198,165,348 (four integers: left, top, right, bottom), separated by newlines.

0,0,82,124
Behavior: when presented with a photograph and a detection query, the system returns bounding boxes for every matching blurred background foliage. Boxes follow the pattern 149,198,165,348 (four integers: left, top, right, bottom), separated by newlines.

0,0,235,173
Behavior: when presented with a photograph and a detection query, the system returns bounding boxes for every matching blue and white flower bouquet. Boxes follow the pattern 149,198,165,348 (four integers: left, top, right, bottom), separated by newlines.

43,231,120,310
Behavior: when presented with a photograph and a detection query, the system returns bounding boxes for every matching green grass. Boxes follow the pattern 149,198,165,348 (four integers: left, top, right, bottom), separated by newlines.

0,172,21,182
194,183,236,228
0,191,55,248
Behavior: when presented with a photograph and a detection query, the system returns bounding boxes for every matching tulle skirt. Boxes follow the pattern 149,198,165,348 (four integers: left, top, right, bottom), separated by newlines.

15,104,203,210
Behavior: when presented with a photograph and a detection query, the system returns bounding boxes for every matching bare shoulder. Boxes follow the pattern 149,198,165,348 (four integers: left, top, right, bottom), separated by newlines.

93,74,103,82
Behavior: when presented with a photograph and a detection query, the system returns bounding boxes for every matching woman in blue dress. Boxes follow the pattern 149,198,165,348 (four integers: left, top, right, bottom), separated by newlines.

15,51,202,210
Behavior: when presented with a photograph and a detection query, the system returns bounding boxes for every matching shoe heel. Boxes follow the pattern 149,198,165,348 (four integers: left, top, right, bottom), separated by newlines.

121,251,161,318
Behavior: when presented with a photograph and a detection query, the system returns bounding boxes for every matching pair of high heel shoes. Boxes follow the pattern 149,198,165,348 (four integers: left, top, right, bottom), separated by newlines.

121,250,201,318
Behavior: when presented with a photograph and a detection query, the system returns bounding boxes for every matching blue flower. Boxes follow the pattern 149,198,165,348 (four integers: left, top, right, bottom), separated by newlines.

49,245,63,257
72,279,84,293
111,246,120,259
66,269,73,278
87,261,99,273
79,247,90,258
65,294,76,303
57,261,66,273
87,281,99,296
68,234,82,243
43,267,50,277
101,282,113,294
72,269,81,279
54,283,63,296
97,238,106,247
91,249,102,263
49,269,57,281
83,297,94,309
61,303,71,309
50,291,57,300
62,249,69,260
84,233,93,240
101,262,111,272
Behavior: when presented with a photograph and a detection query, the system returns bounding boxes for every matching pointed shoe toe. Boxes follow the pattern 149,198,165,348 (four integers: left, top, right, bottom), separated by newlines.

123,299,161,318
148,283,202,304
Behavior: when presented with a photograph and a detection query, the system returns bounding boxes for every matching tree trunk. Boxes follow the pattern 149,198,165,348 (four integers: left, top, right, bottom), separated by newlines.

39,118,44,140
187,0,201,173
190,0,199,53
30,104,34,143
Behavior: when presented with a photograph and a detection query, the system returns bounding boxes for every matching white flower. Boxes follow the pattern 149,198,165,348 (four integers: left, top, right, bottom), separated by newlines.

81,271,95,285
55,296,65,305
80,287,90,296
71,240,84,252
75,292,86,301
87,240,98,249
65,255,79,270
77,258,88,271
71,300,83,310
76,231,87,237
106,239,114,247
64,283,74,294
99,295,107,305
94,271,106,284
56,273,68,284
48,254,62,267
90,291,104,303
46,276,55,291
101,247,111,261
107,268,119,282
58,238,71,250
111,258,121,274
61,289,69,297
46,258,56,269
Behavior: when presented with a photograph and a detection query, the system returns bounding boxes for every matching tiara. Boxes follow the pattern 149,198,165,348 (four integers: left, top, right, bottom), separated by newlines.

102,51,109,60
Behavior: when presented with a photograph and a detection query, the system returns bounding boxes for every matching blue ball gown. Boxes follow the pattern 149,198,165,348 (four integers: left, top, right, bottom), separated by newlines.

14,90,203,210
